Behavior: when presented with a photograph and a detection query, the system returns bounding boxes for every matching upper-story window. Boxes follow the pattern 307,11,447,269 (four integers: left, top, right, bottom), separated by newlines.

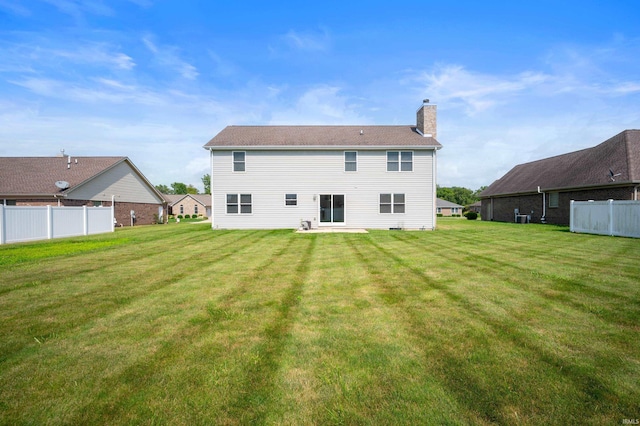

345,151,357,172
233,151,246,172
387,151,413,172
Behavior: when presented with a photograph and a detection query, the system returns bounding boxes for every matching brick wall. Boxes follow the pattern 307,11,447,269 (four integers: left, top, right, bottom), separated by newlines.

114,202,164,226
481,186,636,225
170,197,206,217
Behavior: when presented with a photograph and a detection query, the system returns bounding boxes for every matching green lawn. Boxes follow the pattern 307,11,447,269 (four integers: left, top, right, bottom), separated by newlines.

1,219,639,425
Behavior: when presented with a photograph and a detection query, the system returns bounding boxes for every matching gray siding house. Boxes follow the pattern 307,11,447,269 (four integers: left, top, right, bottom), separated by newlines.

203,101,442,230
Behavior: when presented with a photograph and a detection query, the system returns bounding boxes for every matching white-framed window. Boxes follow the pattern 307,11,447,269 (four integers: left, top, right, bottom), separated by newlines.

437,207,442,214
549,192,559,208
452,207,460,214
345,151,357,172
194,205,198,215
179,204,184,214
227,193,252,214
380,193,405,214
233,151,246,172
285,193,297,206
387,151,413,172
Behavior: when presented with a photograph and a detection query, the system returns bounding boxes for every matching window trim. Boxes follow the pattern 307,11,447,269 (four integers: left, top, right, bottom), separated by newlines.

379,193,406,214
386,151,413,172
226,193,252,214
284,193,298,207
344,151,358,172
232,151,246,172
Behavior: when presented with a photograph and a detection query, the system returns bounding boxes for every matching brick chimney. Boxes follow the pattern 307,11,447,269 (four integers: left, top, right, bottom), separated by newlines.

416,99,436,138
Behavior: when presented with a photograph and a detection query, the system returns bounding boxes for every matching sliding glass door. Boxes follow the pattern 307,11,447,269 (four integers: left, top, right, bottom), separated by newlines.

319,194,345,225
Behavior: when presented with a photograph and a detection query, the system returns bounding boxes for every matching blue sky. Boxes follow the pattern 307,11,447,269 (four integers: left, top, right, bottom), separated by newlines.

1,0,639,192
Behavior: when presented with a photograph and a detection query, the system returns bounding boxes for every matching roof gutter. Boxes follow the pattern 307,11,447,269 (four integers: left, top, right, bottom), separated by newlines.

481,180,640,199
204,144,442,151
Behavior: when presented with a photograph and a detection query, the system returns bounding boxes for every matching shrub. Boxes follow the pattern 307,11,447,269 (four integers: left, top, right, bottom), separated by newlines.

466,211,478,220
437,213,443,217
177,215,183,219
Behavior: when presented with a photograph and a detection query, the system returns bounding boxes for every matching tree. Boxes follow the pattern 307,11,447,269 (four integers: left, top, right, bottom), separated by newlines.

201,174,211,194
171,182,188,194
437,185,484,207
186,184,199,194
155,184,171,194
473,186,488,199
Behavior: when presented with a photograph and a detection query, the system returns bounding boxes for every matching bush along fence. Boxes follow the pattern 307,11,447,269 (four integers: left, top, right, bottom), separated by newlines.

570,200,640,238
0,204,114,244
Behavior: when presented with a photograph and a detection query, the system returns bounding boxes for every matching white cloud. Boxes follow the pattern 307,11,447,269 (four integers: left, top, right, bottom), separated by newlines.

268,85,369,124
409,65,551,116
282,28,330,51
142,34,199,80
0,0,31,16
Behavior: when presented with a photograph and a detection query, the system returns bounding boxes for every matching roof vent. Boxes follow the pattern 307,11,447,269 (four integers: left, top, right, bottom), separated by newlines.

55,180,70,190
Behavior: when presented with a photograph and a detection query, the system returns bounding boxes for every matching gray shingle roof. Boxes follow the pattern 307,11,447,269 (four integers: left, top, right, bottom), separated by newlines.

0,156,126,196
204,125,442,149
436,198,464,208
164,193,211,207
481,130,640,197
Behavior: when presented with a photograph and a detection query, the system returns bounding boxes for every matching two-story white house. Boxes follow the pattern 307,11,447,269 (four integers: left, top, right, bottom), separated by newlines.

203,101,442,230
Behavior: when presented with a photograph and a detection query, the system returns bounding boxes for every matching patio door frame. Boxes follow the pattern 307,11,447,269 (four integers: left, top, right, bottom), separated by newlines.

318,194,346,226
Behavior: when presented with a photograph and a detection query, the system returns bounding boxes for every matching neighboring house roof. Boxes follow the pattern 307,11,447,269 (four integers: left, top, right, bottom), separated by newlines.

164,193,211,207
204,125,442,150
0,156,165,203
481,130,640,197
436,198,464,208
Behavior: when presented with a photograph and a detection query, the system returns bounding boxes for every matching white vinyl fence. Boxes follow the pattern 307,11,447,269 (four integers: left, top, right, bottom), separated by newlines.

0,205,114,244
570,200,640,238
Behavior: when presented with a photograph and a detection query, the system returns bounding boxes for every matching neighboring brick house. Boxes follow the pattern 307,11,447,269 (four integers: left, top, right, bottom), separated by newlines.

203,101,442,230
0,155,167,226
165,194,211,218
468,201,482,214
480,130,640,225
436,198,464,216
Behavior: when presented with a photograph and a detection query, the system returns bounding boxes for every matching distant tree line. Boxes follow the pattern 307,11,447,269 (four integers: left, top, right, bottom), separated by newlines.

155,174,211,195
437,185,487,207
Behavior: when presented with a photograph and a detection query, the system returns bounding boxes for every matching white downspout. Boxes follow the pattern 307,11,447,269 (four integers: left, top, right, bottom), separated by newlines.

111,195,116,232
538,186,546,223
210,148,215,230
432,148,437,230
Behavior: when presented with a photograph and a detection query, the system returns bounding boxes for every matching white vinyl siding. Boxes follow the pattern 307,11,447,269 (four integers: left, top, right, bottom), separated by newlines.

65,161,163,204
210,149,435,229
